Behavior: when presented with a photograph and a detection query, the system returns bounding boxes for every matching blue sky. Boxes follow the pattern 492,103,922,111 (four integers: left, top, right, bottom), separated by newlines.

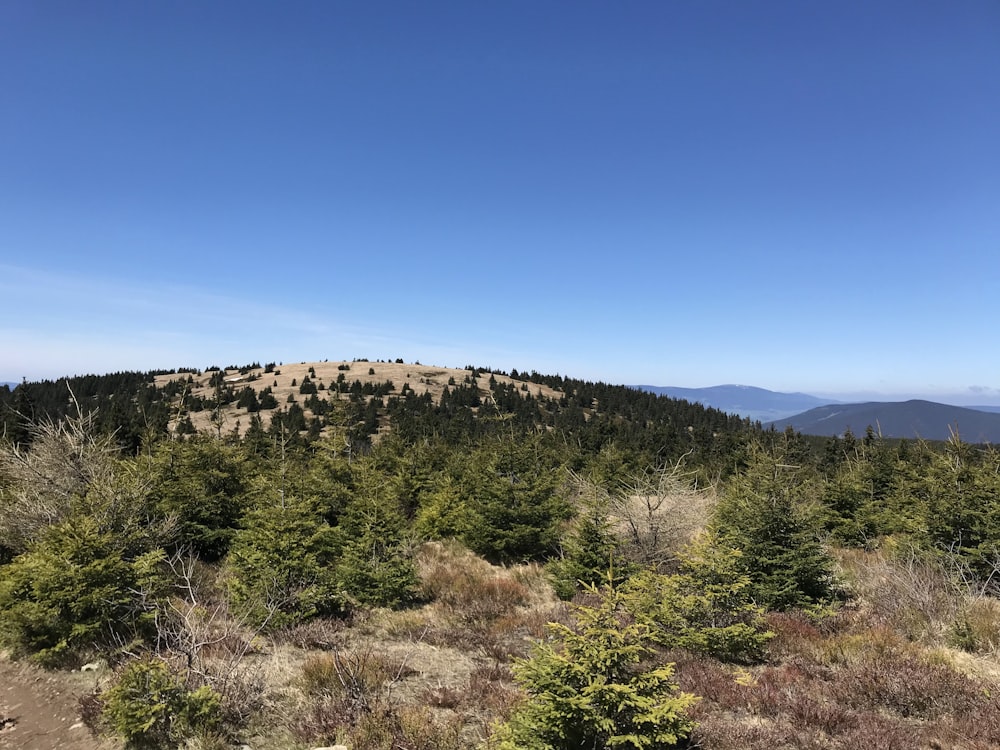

2,2,999,403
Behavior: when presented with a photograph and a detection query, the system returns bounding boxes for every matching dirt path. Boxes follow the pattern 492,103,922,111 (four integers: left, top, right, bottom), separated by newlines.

0,657,117,750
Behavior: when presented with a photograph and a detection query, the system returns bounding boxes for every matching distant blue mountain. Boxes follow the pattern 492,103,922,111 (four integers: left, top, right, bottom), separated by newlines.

1,381,17,390
633,384,838,422
766,400,1000,443
969,405,1000,414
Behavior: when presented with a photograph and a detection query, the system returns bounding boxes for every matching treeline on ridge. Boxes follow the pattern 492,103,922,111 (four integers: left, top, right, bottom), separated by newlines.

0,363,758,475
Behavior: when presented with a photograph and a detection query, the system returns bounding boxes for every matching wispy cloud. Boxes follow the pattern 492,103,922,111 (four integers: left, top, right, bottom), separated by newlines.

0,264,417,379
968,385,1000,396
2,264,336,334
1,263,582,381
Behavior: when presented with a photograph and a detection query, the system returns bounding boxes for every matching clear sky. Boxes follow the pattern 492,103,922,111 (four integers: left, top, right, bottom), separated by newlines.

2,2,998,403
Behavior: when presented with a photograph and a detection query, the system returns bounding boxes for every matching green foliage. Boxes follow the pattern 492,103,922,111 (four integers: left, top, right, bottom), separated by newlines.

0,414,172,665
0,514,167,666
921,439,1000,577
375,435,448,518
712,446,838,610
101,656,221,749
175,414,197,435
817,434,1000,585
582,442,637,493
622,537,773,662
462,435,572,564
334,468,419,608
146,438,252,561
491,584,698,750
413,474,473,540
819,432,919,545
275,434,355,525
225,495,341,628
548,481,624,600
258,387,279,410
236,386,260,412
0,372,169,453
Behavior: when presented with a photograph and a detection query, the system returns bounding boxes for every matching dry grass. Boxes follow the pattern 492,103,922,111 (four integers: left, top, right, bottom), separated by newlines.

154,360,564,438
836,546,963,643
413,540,567,661
672,552,1000,750
214,542,568,748
676,645,999,748
30,535,1000,750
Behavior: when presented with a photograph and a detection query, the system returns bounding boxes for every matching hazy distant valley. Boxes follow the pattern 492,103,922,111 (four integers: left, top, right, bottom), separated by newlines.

633,383,834,422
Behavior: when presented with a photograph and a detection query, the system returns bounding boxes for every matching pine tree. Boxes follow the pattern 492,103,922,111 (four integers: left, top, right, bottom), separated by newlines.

225,496,341,628
334,462,418,608
712,445,837,610
491,583,697,750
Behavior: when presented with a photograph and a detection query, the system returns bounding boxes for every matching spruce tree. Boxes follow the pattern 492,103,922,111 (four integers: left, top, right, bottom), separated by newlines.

462,435,571,564
225,495,341,628
622,535,773,662
334,462,418,608
711,446,836,610
548,476,623,599
491,583,697,750
146,438,250,561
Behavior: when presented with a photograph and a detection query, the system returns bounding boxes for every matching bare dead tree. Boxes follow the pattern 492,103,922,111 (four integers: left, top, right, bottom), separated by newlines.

608,452,714,572
149,549,269,727
0,395,124,553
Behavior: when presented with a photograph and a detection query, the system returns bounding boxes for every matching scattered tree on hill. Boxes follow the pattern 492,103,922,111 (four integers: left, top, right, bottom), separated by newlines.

236,386,260,412
258,387,278,410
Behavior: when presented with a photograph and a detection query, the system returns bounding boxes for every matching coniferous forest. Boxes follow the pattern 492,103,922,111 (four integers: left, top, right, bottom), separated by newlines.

3,360,1000,749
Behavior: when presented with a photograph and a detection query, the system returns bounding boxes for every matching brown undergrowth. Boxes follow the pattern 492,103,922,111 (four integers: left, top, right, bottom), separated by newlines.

68,542,1000,749
270,540,567,749
673,547,1000,750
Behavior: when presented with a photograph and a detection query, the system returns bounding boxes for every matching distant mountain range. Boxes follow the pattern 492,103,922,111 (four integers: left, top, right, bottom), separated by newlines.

1,382,17,390
633,384,837,423
634,384,1000,442
969,405,1000,414
765,400,1000,443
